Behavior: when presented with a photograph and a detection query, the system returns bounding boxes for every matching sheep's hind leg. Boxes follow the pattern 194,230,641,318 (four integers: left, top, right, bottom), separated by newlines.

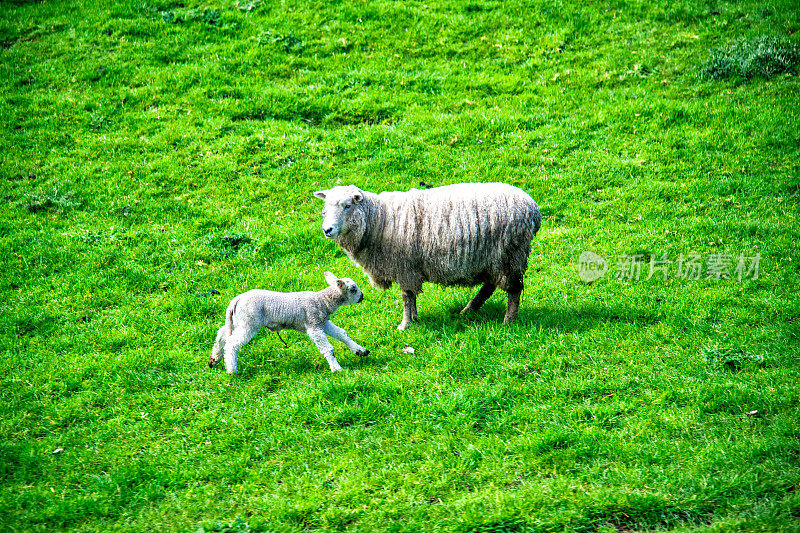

209,326,227,368
460,283,497,315
399,290,418,331
503,277,524,324
224,327,258,374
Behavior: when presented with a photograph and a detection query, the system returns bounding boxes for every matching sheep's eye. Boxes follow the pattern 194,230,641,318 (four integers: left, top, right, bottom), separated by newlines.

343,203,352,210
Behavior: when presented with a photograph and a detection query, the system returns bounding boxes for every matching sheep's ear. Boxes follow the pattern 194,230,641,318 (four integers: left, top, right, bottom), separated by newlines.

324,271,338,286
314,190,327,200
352,191,363,203
337,279,346,290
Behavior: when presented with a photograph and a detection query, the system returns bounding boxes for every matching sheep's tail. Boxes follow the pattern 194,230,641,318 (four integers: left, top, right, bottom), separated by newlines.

531,202,542,237
225,296,239,336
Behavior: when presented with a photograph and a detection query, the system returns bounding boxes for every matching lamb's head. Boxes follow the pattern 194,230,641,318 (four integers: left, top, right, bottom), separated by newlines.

313,186,366,241
324,271,364,305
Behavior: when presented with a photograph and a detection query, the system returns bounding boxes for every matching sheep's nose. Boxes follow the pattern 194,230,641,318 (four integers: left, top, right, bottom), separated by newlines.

323,227,334,237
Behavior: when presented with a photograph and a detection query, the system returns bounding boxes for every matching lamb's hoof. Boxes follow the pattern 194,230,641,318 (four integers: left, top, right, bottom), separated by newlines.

208,359,217,368
398,322,411,331
357,349,370,357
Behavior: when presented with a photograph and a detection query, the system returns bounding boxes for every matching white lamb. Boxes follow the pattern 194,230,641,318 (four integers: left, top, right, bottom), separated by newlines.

209,272,369,374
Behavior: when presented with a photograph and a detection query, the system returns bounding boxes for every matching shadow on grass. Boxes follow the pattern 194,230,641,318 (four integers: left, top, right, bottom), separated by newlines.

522,303,664,331
220,299,664,379
416,299,664,333
229,334,384,380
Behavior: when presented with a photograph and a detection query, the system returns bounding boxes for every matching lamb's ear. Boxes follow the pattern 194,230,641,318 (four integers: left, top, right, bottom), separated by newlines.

314,190,327,200
352,191,363,203
324,271,338,286
337,279,345,290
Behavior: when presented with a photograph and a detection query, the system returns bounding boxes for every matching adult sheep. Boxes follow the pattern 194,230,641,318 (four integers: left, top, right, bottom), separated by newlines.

313,182,541,330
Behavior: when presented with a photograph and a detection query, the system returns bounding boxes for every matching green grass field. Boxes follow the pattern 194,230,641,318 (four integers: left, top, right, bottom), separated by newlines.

1,0,799,531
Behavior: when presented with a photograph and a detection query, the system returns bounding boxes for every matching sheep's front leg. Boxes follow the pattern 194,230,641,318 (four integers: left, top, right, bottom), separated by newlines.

324,320,369,357
307,327,343,372
399,289,418,331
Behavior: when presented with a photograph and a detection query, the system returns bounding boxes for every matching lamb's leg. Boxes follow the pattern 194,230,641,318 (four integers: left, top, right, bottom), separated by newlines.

307,327,343,372
399,289,418,331
209,326,227,368
460,283,497,315
323,320,369,357
503,277,524,324
223,326,258,374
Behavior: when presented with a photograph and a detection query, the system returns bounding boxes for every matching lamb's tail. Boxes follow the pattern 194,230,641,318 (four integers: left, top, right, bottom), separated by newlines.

225,296,239,336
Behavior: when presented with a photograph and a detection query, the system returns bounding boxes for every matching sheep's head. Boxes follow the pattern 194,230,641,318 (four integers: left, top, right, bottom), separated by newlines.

313,186,365,241
324,271,364,304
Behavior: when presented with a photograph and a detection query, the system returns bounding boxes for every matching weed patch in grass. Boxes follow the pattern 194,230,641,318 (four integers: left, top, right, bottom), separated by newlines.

703,346,767,370
20,184,83,214
700,35,800,81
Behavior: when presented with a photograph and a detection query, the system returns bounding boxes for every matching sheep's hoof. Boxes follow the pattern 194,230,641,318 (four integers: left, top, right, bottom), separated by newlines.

357,349,370,357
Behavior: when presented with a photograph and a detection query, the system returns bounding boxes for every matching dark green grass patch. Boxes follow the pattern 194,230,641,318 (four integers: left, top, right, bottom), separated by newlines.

19,184,84,214
701,34,800,81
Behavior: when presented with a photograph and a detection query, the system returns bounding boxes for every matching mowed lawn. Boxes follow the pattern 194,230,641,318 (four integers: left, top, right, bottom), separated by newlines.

1,0,799,531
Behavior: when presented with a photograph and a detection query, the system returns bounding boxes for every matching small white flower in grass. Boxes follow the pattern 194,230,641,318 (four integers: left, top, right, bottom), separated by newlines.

402,346,415,354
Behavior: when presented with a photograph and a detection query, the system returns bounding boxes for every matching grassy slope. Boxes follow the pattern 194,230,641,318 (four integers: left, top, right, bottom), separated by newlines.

1,0,799,531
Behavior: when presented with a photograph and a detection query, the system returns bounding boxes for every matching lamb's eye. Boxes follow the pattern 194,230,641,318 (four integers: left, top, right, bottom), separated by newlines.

350,287,357,293
343,203,352,210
